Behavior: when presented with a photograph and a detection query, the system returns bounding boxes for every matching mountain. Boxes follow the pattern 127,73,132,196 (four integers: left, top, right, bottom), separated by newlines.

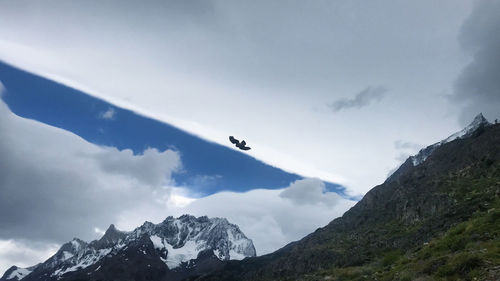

0,265,39,281
0,215,256,281
193,117,500,280
409,113,490,166
387,113,491,183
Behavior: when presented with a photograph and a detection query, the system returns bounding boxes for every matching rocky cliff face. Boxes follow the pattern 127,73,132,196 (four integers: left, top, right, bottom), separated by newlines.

0,215,256,281
195,119,500,280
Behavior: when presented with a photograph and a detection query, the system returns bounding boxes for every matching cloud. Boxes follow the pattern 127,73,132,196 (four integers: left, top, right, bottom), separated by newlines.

394,152,410,163
328,86,388,112
451,0,500,125
279,178,343,206
94,227,105,236
386,140,423,178
0,100,181,245
89,147,180,187
394,140,422,151
98,107,116,120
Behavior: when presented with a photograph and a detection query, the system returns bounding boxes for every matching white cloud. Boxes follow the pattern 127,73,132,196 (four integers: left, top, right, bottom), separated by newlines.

93,227,105,236
279,178,344,206
98,107,116,120
89,147,180,187
386,140,425,177
0,0,475,196
394,140,422,151
0,99,181,246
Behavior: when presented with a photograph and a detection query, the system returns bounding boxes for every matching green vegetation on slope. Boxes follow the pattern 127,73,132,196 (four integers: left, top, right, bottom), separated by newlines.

307,164,500,281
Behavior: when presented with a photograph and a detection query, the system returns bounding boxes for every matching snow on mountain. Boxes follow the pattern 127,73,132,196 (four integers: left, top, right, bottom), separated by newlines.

0,266,32,281
138,215,256,268
8,269,30,281
0,215,256,281
410,113,490,166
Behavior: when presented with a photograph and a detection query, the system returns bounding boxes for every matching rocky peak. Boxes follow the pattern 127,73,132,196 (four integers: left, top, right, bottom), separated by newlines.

134,215,256,268
178,214,196,221
107,223,117,232
470,112,488,126
162,216,174,223
0,266,33,281
102,224,121,239
442,113,490,142
59,238,87,255
210,217,229,225
409,113,491,166
96,224,126,247
1,266,19,281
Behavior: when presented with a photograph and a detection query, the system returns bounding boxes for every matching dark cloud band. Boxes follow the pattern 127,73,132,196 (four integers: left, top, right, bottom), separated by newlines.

328,86,388,112
452,0,500,125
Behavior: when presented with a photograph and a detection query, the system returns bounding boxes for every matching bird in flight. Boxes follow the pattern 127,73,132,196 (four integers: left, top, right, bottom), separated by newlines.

229,136,251,150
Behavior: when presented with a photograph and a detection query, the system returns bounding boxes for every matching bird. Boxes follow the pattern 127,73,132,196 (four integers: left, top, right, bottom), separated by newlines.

229,136,251,150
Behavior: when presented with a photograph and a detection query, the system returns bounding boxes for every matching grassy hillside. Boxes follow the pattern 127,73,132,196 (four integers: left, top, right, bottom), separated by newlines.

307,164,500,281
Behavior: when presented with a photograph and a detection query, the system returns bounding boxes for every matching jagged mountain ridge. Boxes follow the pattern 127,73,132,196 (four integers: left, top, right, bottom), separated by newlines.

193,117,500,280
409,113,490,166
387,113,491,183
1,215,256,281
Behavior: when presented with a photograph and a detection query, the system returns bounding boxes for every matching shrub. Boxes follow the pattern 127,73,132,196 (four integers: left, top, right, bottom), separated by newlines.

381,250,401,267
454,254,482,274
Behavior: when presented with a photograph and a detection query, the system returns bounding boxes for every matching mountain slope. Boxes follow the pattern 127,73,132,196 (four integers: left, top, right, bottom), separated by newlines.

195,120,500,280
1,215,256,281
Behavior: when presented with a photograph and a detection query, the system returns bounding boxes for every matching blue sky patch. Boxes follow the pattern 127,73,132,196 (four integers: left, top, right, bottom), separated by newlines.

0,61,346,197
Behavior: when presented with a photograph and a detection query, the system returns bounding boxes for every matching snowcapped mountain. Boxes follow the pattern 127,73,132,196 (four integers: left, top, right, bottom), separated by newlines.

409,113,491,166
0,215,256,281
386,113,491,183
0,266,38,281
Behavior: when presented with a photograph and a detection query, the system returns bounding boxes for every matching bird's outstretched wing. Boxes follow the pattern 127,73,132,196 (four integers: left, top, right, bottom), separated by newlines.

229,136,239,145
230,135,251,150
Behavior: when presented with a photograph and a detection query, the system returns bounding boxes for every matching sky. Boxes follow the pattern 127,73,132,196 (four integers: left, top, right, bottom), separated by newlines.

1,0,500,274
